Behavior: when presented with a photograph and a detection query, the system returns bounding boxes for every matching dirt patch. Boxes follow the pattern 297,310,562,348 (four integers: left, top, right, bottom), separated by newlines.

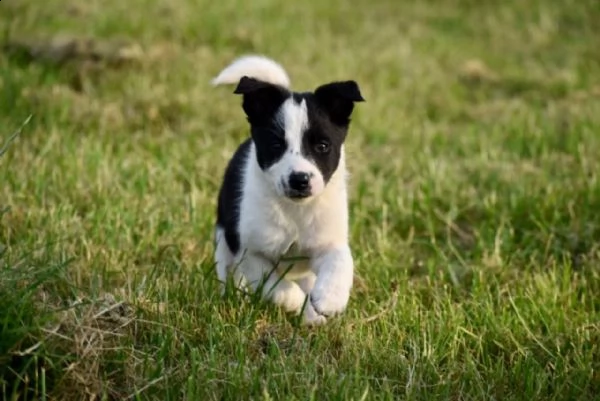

39,293,139,400
458,59,499,84
4,36,144,67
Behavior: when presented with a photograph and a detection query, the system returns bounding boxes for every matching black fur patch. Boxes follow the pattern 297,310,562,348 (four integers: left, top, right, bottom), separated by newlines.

234,76,289,126
216,139,252,254
251,122,288,170
294,82,364,184
314,81,364,125
301,95,349,184
234,77,291,170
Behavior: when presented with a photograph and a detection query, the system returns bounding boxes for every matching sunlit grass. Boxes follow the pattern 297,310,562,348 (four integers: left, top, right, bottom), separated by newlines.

1,0,599,399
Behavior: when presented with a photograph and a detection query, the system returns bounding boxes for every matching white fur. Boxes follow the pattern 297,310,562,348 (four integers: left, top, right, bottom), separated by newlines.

214,227,231,288
211,55,291,88
213,56,354,325
266,98,325,198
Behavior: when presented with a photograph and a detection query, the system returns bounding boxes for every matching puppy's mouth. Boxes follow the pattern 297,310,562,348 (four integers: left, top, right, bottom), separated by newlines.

285,189,312,200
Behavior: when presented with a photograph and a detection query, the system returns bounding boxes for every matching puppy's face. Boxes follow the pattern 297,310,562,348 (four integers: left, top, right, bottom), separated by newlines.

234,77,364,201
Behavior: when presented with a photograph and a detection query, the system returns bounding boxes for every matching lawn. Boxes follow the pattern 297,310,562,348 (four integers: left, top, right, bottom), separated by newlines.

1,0,599,399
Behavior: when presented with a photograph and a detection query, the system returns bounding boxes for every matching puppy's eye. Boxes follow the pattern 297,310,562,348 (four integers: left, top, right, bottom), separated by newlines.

314,141,330,153
270,141,284,151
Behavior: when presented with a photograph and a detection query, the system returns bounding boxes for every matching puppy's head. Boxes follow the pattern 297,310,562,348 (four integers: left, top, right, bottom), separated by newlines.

234,76,364,201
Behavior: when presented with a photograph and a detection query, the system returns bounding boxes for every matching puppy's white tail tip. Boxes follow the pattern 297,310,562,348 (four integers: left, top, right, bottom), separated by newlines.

211,55,291,88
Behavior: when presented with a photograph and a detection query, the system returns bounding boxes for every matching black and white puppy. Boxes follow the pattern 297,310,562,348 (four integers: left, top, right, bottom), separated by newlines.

212,55,364,325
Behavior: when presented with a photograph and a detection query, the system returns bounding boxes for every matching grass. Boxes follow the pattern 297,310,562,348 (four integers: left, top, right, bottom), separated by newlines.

1,0,599,399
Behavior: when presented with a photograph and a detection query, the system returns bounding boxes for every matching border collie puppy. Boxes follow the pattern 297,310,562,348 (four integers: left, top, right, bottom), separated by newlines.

212,55,364,325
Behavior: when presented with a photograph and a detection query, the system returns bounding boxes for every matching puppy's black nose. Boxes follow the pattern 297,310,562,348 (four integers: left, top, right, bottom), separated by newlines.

288,172,311,191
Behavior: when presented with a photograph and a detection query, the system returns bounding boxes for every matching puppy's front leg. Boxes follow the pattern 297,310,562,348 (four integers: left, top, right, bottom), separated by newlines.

309,245,354,317
240,252,308,313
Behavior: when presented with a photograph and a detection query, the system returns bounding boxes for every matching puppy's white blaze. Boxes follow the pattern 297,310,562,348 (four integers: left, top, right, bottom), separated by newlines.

211,55,291,88
277,98,308,154
272,98,325,196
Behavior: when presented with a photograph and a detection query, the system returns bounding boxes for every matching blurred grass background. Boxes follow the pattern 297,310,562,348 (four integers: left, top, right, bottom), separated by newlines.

1,0,599,399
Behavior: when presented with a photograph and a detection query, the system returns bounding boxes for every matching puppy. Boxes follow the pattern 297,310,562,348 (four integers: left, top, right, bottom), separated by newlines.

212,55,364,325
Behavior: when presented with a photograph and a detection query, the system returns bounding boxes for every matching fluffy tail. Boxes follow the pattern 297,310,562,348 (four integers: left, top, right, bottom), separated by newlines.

211,55,291,89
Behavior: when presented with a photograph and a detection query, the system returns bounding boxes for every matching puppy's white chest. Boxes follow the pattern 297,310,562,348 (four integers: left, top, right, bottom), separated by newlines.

276,241,312,280
281,241,308,260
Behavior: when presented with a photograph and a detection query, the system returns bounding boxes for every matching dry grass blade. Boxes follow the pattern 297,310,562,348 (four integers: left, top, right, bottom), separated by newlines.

347,281,400,329
126,374,168,400
0,114,33,158
11,341,43,357
360,280,399,324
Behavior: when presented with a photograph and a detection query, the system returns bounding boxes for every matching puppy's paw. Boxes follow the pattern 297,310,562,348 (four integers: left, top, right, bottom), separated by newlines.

310,286,350,317
303,302,327,326
268,283,307,313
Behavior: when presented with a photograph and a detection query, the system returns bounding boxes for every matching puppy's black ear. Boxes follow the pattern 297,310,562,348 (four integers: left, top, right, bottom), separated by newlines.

314,81,365,125
234,76,289,123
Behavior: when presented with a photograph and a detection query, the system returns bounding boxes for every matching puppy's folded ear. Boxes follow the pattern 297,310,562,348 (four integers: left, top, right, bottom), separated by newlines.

314,81,365,125
234,76,289,124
